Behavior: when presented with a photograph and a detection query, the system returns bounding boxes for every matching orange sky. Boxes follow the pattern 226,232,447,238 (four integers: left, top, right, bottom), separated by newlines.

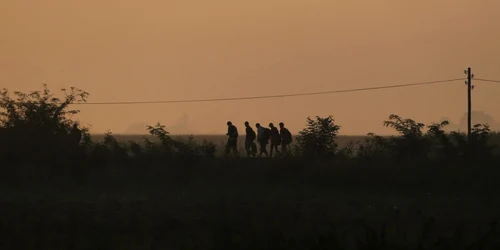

1,0,499,135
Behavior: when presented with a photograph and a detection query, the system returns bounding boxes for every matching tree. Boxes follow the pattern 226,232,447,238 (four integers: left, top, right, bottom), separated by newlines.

382,114,430,162
295,116,341,159
144,123,174,157
425,120,457,161
0,84,88,129
0,84,89,162
357,133,393,163
470,124,495,160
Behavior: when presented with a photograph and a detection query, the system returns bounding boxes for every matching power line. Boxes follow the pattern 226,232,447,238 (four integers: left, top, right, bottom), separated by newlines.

75,78,465,105
475,78,500,83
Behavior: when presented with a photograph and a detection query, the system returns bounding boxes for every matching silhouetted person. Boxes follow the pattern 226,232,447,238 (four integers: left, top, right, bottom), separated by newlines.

279,122,292,154
269,123,281,157
256,123,269,157
70,124,82,148
244,121,257,157
225,121,239,156
69,124,82,159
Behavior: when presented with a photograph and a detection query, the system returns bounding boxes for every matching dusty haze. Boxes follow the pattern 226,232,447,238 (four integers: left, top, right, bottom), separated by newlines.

1,0,499,135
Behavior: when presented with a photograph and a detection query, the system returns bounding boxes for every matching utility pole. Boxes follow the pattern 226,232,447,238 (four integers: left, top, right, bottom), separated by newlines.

464,67,474,142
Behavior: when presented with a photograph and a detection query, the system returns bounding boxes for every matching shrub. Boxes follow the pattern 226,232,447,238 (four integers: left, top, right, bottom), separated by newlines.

144,123,174,158
382,114,431,162
425,120,457,161
470,124,496,160
294,115,341,160
0,84,88,163
357,133,394,163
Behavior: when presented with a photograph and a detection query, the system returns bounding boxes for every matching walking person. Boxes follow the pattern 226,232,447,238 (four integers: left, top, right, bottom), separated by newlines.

269,123,281,157
69,123,82,159
225,121,239,157
279,122,292,155
70,124,82,148
244,121,257,157
256,123,269,157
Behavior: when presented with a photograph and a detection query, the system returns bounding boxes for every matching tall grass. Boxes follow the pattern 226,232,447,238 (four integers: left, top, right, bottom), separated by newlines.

2,160,500,249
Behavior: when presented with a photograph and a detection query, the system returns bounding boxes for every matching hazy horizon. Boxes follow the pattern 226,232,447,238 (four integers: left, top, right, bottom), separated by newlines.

2,0,499,135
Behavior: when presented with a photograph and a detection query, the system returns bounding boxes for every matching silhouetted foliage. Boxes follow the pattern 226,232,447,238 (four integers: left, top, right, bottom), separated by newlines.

355,114,498,164
0,84,89,163
425,120,458,161
174,135,217,158
129,141,143,157
1,85,500,166
382,114,431,162
469,124,496,160
357,133,394,163
294,116,341,160
4,86,500,250
144,123,174,158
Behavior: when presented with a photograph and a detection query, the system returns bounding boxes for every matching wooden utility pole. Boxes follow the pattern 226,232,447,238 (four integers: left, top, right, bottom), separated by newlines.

465,67,474,142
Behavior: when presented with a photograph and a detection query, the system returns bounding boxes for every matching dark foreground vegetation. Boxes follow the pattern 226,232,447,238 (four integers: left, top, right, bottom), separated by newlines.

1,85,500,249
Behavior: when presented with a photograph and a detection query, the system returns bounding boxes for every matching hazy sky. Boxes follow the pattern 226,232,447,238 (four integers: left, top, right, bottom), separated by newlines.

1,0,499,135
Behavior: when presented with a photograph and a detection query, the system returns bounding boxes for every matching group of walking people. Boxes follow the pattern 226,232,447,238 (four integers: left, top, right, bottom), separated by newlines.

225,121,293,157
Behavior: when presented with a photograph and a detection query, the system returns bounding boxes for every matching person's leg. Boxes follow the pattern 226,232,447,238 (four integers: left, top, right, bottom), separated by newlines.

259,142,267,157
233,139,239,156
229,139,236,156
273,143,280,156
227,138,236,156
245,140,251,157
225,140,231,156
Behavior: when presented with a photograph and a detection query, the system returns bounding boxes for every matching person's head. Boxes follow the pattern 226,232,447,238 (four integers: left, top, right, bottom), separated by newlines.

256,123,261,128
227,121,232,126
269,123,274,128
279,122,284,128
244,121,249,127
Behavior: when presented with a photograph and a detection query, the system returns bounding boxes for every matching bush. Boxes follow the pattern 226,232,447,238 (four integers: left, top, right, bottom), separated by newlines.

145,123,174,158
357,133,394,163
0,84,89,163
2,85,500,166
356,114,497,164
294,115,341,160
382,114,431,162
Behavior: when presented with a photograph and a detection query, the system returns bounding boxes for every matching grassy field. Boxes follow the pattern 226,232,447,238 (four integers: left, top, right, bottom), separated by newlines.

90,133,500,156
90,134,388,154
1,160,500,250
90,134,378,147
4,81,500,249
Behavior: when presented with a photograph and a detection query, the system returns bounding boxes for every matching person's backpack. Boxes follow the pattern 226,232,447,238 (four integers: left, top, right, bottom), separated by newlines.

229,125,238,138
281,128,292,143
233,126,239,138
264,128,271,141
285,129,292,143
249,129,256,141
251,142,257,154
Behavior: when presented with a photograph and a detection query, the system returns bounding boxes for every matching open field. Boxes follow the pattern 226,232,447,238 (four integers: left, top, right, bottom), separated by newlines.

90,133,500,156
90,134,372,157
1,160,500,249
90,134,371,148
